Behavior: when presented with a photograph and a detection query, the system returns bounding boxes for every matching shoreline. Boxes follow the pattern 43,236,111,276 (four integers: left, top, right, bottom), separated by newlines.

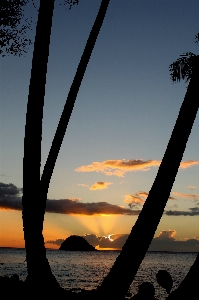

0,247,198,254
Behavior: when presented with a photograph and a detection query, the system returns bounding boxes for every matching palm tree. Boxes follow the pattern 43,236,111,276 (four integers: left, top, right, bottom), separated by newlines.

98,34,199,299
22,0,56,291
165,33,199,300
40,0,110,213
22,0,110,292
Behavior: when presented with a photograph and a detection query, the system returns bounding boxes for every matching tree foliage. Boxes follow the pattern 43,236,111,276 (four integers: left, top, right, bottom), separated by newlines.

169,31,199,83
0,0,32,56
0,0,80,56
61,0,79,10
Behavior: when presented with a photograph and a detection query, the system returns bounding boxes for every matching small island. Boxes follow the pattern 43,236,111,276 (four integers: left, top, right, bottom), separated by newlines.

59,235,97,251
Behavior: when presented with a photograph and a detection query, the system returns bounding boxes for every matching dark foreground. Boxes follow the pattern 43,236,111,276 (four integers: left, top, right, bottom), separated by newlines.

0,275,132,300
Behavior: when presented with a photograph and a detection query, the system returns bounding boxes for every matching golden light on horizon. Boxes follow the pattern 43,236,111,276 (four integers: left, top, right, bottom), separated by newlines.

0,210,24,248
95,245,121,251
71,214,121,237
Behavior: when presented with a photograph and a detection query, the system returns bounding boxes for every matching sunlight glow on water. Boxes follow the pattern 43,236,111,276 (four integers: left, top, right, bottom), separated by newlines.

0,248,197,299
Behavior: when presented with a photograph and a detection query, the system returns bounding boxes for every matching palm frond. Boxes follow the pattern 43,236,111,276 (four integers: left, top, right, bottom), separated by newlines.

169,52,197,83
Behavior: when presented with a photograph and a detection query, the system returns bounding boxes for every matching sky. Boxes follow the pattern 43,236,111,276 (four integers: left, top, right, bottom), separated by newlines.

0,0,199,251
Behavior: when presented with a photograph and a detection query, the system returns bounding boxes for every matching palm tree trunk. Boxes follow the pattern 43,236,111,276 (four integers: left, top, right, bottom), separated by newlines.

40,0,110,199
22,0,57,290
166,253,199,299
22,0,110,291
98,57,199,300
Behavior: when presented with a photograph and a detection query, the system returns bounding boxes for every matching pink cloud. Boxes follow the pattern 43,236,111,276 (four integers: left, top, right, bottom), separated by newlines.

76,159,199,177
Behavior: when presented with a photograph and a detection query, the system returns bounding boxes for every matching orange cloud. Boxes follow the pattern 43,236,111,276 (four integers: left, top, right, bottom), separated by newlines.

75,159,161,177
136,191,148,198
156,230,176,240
124,194,144,205
76,159,199,177
179,160,199,169
172,192,198,199
78,182,113,190
89,181,113,190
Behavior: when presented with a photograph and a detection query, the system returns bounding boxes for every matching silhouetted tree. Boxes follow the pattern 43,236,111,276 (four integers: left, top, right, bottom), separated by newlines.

166,253,199,299
165,32,199,300
22,0,110,293
98,33,199,299
0,0,32,56
22,0,57,291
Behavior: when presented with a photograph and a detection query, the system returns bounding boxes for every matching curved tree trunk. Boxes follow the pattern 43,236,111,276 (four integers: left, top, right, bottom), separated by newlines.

22,0,110,293
40,0,110,197
166,253,199,299
98,57,199,299
22,0,57,291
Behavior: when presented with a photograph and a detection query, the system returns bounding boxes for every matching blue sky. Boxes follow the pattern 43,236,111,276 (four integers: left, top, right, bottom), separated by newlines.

0,0,199,250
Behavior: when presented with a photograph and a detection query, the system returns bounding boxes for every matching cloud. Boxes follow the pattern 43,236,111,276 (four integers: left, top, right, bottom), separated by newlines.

47,231,199,252
90,181,113,190
78,183,89,188
84,233,129,249
75,159,161,177
136,191,175,200
155,230,176,240
179,160,199,169
79,181,113,190
186,185,196,190
149,230,199,252
165,207,199,216
0,182,22,196
75,159,199,177
0,182,23,211
172,192,198,200
0,183,140,216
46,239,65,246
1,182,198,217
136,191,148,198
124,194,144,208
46,234,129,249
45,199,140,215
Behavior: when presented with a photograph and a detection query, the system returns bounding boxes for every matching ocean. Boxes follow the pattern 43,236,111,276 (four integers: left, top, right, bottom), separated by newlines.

0,248,197,299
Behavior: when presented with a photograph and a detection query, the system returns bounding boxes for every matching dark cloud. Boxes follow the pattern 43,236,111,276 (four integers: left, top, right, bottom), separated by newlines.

46,234,129,249
84,233,128,249
149,230,199,252
47,231,199,252
0,182,140,215
45,199,140,215
1,182,198,217
0,182,22,196
165,207,199,216
0,182,23,211
46,239,65,246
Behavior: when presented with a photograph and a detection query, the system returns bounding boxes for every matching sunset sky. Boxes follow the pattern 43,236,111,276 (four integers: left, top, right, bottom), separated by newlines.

0,0,199,251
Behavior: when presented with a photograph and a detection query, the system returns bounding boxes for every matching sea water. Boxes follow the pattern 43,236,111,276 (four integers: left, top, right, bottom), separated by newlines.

0,248,197,299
